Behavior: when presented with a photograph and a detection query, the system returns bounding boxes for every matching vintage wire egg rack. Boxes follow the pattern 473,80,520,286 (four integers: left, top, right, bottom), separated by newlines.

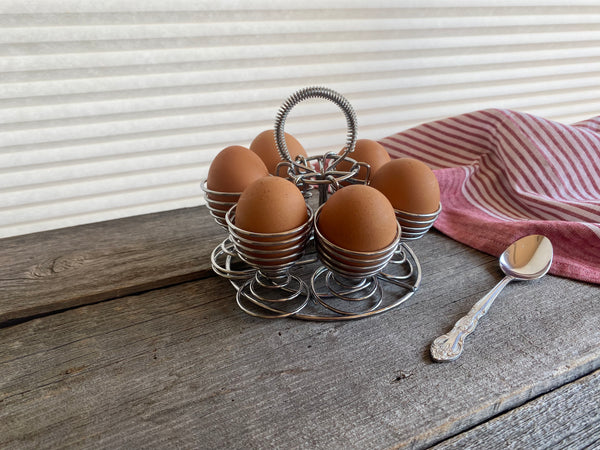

202,86,441,321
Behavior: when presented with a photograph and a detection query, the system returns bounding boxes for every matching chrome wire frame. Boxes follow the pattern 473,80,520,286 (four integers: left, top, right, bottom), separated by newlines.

207,193,427,320
201,182,256,288
210,237,256,292
201,181,241,229
377,204,441,285
309,266,383,316
274,86,358,169
378,243,422,290
295,240,423,321
236,273,311,319
313,205,401,279
225,205,314,319
203,86,439,321
395,203,442,241
307,205,401,317
225,205,313,274
276,152,364,206
274,86,360,206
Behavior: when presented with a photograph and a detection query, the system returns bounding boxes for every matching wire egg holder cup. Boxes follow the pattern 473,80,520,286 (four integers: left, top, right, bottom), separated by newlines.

203,86,441,321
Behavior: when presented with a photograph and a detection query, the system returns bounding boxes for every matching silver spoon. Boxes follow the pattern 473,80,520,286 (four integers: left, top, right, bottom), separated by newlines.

430,234,553,362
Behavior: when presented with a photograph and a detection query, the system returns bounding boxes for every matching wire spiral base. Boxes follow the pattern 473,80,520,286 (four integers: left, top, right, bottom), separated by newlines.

292,242,421,321
310,268,383,316
236,271,311,319
210,238,422,321
210,236,256,291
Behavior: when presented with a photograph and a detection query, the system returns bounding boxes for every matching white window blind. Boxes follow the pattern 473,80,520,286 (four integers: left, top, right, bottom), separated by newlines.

2,0,599,238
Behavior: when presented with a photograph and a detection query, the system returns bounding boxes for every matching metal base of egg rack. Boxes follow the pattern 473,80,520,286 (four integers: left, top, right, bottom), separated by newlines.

203,86,441,321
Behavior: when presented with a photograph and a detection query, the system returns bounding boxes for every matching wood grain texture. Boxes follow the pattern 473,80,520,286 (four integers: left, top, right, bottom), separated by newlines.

0,206,225,325
434,368,600,449
434,367,600,449
1,230,598,449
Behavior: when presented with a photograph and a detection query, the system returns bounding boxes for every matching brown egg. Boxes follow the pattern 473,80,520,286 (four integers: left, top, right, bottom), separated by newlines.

250,129,308,176
206,145,269,194
370,158,440,214
205,145,269,213
317,185,398,252
235,176,307,233
234,176,309,266
336,139,391,183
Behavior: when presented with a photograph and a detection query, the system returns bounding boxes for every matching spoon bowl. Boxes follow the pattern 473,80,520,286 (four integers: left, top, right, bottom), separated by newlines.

430,234,553,362
500,234,553,280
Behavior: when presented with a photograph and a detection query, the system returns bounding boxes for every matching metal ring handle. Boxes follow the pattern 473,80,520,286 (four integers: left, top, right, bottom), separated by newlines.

274,86,358,169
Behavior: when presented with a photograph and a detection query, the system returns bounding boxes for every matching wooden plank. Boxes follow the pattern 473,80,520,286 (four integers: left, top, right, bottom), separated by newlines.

0,206,226,325
1,230,598,448
432,369,600,449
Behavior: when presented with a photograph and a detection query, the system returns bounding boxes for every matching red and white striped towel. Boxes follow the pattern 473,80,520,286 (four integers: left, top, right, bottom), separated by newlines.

380,108,600,284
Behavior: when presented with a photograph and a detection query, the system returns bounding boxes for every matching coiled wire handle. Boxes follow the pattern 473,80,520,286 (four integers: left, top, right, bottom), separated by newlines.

274,86,358,171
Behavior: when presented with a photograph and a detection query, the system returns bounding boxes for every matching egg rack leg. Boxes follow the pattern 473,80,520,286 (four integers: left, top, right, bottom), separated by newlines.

379,246,414,281
324,271,379,301
235,270,311,319
292,234,318,266
210,231,423,321
211,237,256,285
378,243,422,291
309,267,384,316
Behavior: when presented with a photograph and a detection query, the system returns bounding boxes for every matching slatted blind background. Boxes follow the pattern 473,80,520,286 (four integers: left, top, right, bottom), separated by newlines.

2,1,599,238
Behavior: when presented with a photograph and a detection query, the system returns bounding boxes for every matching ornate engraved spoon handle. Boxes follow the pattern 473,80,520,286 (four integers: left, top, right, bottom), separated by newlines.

430,275,514,362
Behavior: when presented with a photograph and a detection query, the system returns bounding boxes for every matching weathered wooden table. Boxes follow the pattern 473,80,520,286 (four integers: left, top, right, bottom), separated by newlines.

1,205,599,449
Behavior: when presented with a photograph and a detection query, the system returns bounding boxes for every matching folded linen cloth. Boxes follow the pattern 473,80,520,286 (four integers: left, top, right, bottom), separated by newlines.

379,108,600,284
